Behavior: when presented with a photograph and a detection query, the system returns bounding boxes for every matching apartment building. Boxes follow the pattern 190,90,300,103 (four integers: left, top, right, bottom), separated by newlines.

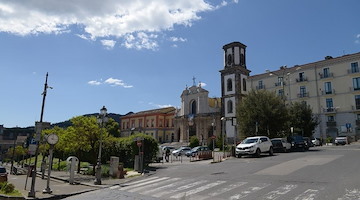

120,107,176,143
248,52,360,140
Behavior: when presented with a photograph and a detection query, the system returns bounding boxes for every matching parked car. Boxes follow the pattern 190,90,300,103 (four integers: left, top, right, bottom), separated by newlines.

287,135,306,151
312,138,322,146
335,137,348,145
185,146,211,157
271,138,291,153
303,137,314,150
156,146,176,162
172,146,191,156
235,136,273,158
0,166,8,182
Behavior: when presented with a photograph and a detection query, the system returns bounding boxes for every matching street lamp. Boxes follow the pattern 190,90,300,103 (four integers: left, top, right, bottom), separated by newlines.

94,106,108,185
221,117,226,157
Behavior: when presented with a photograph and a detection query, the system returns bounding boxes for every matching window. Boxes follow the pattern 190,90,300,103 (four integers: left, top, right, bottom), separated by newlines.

323,68,330,78
355,95,360,110
257,80,264,89
131,120,135,128
353,77,360,90
138,119,143,127
326,98,333,110
227,78,233,91
357,114,360,120
190,100,197,114
351,62,359,73
278,77,284,85
324,82,332,94
227,100,233,113
278,89,284,97
159,119,163,127
299,72,305,81
328,116,335,122
151,119,155,127
146,120,150,127
299,86,306,97
243,78,246,91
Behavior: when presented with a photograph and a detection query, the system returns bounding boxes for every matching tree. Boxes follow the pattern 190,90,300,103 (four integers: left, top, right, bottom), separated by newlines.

189,136,199,148
237,90,288,138
288,102,319,137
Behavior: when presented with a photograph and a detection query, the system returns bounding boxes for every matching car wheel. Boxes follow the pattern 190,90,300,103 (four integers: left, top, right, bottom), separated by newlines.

255,149,261,158
269,147,274,156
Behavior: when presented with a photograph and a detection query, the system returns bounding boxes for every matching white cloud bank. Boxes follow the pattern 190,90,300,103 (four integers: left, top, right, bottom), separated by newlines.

0,0,232,49
88,78,133,88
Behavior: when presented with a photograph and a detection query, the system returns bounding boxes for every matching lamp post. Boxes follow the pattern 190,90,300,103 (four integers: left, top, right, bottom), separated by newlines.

221,117,226,157
94,106,108,185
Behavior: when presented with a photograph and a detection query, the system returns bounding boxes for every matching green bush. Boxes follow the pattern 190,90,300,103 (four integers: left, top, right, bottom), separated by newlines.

0,182,6,190
189,136,199,148
2,183,14,194
326,137,333,143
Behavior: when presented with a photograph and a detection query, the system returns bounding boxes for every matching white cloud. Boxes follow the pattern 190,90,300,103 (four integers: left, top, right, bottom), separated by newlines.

104,78,133,88
149,102,173,108
0,0,224,50
88,78,133,88
355,34,360,44
199,82,207,87
101,39,116,49
88,80,102,85
170,37,187,42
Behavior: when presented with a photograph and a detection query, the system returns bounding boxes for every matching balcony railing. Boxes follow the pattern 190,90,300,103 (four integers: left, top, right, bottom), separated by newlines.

296,77,308,82
297,92,309,98
326,121,337,127
323,107,337,113
319,73,334,79
274,82,285,87
256,85,265,90
321,89,335,95
347,68,360,74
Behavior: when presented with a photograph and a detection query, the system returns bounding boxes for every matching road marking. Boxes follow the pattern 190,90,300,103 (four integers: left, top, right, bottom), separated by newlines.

127,177,181,193
170,180,226,199
140,178,194,195
294,189,319,200
121,176,159,186
229,183,271,199
256,155,343,175
338,189,360,200
120,177,170,190
109,185,120,189
196,182,248,200
262,184,297,199
152,180,208,198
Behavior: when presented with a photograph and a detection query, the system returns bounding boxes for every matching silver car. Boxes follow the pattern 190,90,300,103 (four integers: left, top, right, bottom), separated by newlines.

172,146,191,156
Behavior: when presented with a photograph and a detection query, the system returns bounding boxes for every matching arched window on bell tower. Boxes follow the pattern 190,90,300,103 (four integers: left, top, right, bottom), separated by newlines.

227,100,233,113
190,100,197,115
243,78,247,91
227,78,233,92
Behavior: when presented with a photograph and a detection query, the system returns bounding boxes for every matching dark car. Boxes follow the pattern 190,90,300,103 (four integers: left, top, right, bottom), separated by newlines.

0,166,8,182
287,136,306,151
185,146,210,157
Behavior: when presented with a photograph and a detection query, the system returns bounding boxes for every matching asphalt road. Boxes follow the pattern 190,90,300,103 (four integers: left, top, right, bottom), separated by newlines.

64,144,360,200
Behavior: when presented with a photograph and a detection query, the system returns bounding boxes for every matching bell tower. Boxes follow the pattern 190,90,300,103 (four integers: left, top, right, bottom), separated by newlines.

220,42,251,142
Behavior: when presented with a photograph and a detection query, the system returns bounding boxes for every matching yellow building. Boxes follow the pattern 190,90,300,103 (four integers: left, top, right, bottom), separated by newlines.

248,52,360,140
120,107,176,143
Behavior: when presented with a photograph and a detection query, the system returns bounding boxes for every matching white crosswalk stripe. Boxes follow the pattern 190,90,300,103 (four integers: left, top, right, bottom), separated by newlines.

140,178,195,196
338,189,360,200
294,189,319,200
170,180,226,199
152,180,209,198
119,176,170,191
195,182,248,200
122,176,160,186
127,177,181,193
229,183,271,200
262,184,297,199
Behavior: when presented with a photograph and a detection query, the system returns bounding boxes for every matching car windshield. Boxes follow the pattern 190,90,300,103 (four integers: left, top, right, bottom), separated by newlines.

191,147,200,151
0,168,6,173
242,138,258,144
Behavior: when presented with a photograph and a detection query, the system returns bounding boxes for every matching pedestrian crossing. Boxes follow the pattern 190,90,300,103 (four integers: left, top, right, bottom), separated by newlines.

113,176,360,200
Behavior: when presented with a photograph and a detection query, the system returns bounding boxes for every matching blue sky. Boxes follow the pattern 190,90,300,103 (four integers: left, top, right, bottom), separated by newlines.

0,0,359,128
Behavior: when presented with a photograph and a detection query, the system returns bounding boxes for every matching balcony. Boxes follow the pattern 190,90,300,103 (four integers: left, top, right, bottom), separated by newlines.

297,92,309,98
323,107,337,113
352,105,360,111
349,87,360,92
347,68,360,74
319,73,334,79
274,82,285,87
326,121,337,127
321,89,335,95
296,77,308,82
256,85,265,90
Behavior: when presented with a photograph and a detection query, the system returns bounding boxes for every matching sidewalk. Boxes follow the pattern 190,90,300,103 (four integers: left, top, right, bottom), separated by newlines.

3,166,142,200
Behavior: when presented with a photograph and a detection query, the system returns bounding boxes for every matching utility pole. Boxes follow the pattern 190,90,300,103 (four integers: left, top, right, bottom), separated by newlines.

28,73,51,198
